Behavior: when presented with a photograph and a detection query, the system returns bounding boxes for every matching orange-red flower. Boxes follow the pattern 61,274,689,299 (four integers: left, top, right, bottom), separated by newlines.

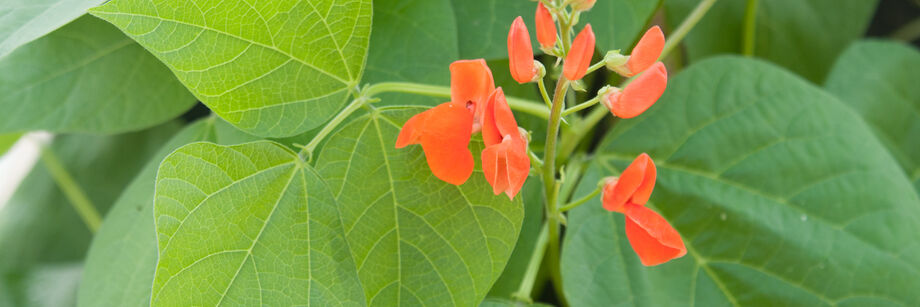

397,59,496,185
602,62,668,118
626,26,665,77
563,24,595,81
508,17,537,84
535,3,556,49
602,153,686,266
481,88,530,199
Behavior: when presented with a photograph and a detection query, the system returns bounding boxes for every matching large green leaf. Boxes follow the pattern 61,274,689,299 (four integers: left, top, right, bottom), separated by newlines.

90,0,373,137
825,40,920,194
0,0,101,58
0,123,180,306
366,0,457,106
581,0,661,51
316,107,524,306
665,0,878,83
0,15,195,133
151,141,365,306
486,179,544,299
451,0,536,59
561,57,920,306
77,118,262,307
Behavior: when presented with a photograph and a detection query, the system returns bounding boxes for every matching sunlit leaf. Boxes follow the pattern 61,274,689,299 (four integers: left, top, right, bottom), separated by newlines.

316,107,524,306
90,0,373,137
561,57,920,306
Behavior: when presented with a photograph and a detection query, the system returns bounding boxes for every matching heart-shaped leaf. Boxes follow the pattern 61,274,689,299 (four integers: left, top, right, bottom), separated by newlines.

0,0,102,58
151,141,365,306
78,119,263,306
0,16,195,133
90,0,373,137
316,107,524,306
825,40,920,194
561,57,920,306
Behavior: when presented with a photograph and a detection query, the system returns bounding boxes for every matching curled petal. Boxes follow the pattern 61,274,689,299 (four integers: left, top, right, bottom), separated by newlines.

602,153,656,212
482,135,530,199
626,26,665,76
481,88,520,147
605,62,668,119
450,59,496,131
395,109,431,148
624,203,686,266
508,17,536,84
563,24,595,81
535,3,557,49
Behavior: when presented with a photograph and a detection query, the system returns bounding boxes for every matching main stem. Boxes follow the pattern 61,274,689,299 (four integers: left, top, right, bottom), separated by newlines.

301,96,372,160
542,76,569,301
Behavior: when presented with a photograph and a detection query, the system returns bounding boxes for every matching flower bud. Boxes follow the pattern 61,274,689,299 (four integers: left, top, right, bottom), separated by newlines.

508,17,537,84
535,2,557,49
563,24,596,81
570,0,596,11
626,26,665,76
602,62,668,118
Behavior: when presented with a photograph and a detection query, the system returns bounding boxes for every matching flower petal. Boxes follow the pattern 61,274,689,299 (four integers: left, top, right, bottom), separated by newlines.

626,26,665,76
482,88,520,147
563,24,595,81
508,17,536,84
535,3,557,49
624,203,686,266
609,62,667,119
420,103,475,185
482,135,530,199
602,153,653,212
395,108,431,148
450,59,496,130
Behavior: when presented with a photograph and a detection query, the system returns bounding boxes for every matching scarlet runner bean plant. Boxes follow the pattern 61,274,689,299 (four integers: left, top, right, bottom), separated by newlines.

2,0,920,306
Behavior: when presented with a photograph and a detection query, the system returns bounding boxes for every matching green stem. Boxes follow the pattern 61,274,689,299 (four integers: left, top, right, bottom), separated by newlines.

537,79,553,109
40,146,101,233
542,76,569,301
584,60,607,76
560,185,601,212
301,96,374,160
512,223,550,302
742,0,759,56
561,94,601,117
363,82,550,119
660,0,719,62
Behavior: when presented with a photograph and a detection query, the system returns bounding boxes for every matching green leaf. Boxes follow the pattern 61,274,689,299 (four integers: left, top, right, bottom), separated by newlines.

0,0,102,58
151,141,365,306
77,118,262,306
0,123,181,306
89,0,373,137
664,0,878,83
316,107,524,306
581,0,662,52
486,179,544,298
451,0,536,59
0,133,21,155
0,15,195,133
366,0,458,106
825,40,920,194
561,57,920,306
480,297,553,307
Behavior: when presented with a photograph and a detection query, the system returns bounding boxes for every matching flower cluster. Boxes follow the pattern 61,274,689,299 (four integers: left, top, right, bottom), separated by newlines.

397,0,684,266
396,60,530,199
